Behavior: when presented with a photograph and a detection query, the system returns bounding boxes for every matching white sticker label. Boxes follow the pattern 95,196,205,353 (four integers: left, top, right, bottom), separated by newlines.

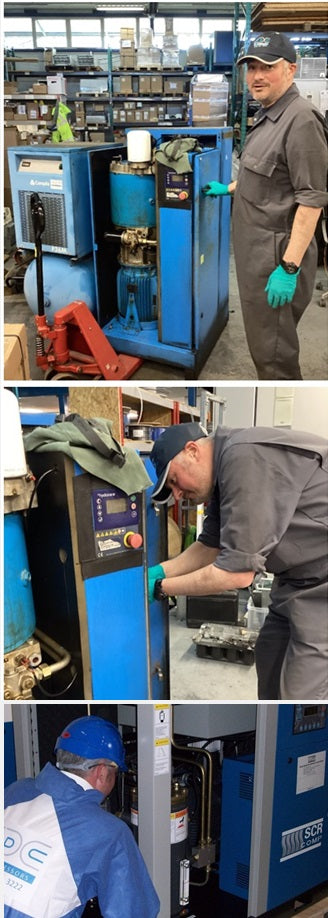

154,705,170,775
296,751,326,795
171,808,188,844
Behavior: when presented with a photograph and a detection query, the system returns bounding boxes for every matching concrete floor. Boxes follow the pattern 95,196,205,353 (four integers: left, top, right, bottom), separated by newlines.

169,604,258,701
4,253,328,381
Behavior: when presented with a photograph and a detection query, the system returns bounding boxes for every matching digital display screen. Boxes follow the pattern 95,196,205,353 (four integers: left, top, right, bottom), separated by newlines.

106,497,127,514
171,174,182,184
304,706,319,717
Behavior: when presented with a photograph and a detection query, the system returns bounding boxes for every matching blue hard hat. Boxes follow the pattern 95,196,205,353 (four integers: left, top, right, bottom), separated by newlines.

55,716,127,771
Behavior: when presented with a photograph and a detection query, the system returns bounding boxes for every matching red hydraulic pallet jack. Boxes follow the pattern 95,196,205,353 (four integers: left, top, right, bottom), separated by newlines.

30,193,142,380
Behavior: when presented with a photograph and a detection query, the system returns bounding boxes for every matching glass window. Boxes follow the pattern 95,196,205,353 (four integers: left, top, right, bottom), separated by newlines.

173,17,200,51
4,17,34,49
202,18,233,47
152,17,166,49
35,19,67,48
104,15,136,48
71,18,102,48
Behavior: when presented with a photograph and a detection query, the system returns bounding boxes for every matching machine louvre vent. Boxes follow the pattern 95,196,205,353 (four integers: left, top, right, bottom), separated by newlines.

239,771,253,800
236,862,249,889
18,190,67,248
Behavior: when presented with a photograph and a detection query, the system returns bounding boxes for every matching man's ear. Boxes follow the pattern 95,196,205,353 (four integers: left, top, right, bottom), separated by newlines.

184,440,200,461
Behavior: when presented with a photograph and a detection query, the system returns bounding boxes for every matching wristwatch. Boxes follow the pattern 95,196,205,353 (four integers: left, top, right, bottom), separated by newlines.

154,579,167,601
280,258,300,274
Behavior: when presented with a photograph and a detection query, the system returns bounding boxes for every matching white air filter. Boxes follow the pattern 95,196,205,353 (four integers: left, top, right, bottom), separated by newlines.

127,130,151,163
3,389,27,478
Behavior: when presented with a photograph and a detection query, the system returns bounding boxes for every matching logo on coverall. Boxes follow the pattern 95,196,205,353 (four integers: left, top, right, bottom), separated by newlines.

4,828,51,885
280,818,324,862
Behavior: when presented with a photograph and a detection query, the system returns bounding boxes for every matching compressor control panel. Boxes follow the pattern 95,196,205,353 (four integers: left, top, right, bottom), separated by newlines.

91,485,143,558
293,704,327,734
157,164,193,209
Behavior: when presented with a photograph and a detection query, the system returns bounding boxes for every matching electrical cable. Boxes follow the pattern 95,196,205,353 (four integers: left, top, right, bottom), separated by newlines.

34,667,78,698
27,466,57,516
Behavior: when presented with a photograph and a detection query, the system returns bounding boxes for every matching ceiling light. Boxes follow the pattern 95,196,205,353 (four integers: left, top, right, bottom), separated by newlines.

96,5,145,10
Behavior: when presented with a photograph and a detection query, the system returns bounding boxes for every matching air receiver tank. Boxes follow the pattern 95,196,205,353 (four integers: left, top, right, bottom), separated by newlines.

23,254,96,322
109,130,157,328
3,389,36,654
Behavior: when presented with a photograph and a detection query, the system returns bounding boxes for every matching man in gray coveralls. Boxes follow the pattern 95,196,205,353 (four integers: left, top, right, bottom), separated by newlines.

147,422,328,701
204,32,328,380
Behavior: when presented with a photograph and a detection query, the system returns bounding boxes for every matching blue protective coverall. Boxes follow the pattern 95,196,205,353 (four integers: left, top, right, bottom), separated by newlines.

4,763,160,918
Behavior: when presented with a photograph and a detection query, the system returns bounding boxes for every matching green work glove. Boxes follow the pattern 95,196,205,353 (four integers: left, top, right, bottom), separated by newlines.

265,264,300,309
202,181,230,197
148,563,166,603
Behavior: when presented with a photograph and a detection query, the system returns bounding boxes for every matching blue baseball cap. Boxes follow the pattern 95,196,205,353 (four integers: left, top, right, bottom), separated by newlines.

237,32,296,65
150,422,207,503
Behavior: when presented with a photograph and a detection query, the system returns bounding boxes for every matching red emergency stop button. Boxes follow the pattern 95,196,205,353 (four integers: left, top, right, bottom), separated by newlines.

179,191,189,200
124,531,143,549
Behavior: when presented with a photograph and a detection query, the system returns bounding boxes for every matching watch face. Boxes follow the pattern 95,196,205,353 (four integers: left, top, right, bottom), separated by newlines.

282,260,299,274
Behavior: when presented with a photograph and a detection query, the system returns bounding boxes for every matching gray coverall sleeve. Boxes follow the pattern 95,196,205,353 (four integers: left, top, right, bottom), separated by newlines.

286,112,328,207
199,445,316,574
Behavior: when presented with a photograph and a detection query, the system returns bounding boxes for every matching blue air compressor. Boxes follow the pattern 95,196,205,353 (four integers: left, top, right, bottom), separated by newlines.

88,126,232,375
23,448,169,701
220,704,328,916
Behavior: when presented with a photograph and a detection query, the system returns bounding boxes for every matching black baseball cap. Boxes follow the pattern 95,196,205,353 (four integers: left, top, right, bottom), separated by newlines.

150,422,207,503
237,32,297,65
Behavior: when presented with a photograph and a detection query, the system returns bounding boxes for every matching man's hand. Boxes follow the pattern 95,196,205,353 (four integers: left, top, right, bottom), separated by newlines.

265,265,300,308
148,564,166,603
202,181,230,197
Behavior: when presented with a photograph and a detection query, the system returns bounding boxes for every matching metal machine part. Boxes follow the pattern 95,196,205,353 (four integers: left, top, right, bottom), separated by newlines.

192,623,258,665
4,638,43,700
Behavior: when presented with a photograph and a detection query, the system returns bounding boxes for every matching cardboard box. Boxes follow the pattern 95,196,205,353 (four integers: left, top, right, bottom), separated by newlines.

32,82,48,94
39,103,53,120
139,75,151,93
150,75,163,94
4,324,30,380
120,38,134,49
120,53,136,68
14,105,27,121
163,78,185,94
149,105,158,120
26,101,40,119
90,132,105,143
120,27,135,39
135,110,143,122
120,75,132,94
4,81,18,93
4,106,15,120
46,74,67,95
75,101,85,112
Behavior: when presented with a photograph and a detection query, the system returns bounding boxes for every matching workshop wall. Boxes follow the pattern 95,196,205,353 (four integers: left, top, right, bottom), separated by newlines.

68,386,122,442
